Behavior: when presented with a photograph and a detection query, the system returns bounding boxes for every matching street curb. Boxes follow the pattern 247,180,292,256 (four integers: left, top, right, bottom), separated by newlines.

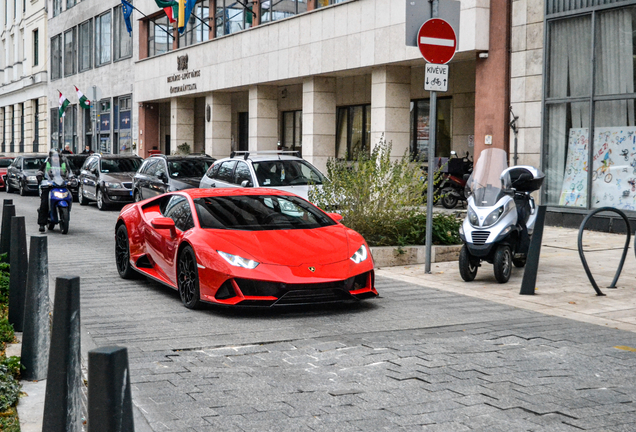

370,244,462,267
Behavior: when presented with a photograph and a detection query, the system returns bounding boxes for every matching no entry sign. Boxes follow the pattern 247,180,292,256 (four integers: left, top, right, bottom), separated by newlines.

417,18,457,65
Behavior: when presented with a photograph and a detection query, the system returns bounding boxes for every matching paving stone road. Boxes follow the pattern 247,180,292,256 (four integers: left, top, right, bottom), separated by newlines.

8,193,636,431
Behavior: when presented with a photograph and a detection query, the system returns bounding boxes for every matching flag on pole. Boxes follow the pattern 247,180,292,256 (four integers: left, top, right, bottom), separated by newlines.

178,0,185,31
59,91,70,118
178,0,197,34
154,0,178,23
121,0,134,36
74,86,91,110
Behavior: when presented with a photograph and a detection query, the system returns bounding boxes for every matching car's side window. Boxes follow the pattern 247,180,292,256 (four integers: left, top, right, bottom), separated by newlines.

216,161,236,182
234,162,252,185
144,160,159,176
206,163,220,179
162,195,194,232
155,160,167,179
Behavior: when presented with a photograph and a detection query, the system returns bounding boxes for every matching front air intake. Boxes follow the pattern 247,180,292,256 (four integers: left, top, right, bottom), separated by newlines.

471,231,490,245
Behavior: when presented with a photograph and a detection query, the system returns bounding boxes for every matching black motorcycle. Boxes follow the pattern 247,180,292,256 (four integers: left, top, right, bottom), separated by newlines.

439,151,473,209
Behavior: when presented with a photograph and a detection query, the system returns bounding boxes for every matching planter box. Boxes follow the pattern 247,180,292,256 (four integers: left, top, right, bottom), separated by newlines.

370,244,462,268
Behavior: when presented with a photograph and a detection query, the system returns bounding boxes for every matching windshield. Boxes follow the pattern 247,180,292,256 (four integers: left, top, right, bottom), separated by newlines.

48,153,66,186
168,159,213,178
466,148,510,207
253,160,324,187
66,156,88,172
0,159,13,168
194,195,336,231
101,158,142,173
24,158,46,171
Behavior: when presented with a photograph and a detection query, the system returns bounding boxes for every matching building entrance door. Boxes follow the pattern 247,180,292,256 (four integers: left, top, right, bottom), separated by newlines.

238,112,248,151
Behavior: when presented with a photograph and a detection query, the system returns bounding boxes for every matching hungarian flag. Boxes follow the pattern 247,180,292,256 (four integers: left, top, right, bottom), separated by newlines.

75,86,90,109
155,0,178,23
59,91,70,118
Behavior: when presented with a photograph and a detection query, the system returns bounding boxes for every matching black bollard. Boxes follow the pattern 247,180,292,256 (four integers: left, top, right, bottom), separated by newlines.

43,276,82,432
520,205,547,295
88,346,135,432
21,235,50,381
0,202,15,258
8,216,28,331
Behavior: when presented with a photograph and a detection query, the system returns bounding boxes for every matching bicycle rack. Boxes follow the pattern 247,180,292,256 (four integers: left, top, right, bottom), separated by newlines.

577,207,632,296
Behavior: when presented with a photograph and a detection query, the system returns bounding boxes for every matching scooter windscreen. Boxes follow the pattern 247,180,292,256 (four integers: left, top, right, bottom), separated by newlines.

465,148,511,207
48,152,66,187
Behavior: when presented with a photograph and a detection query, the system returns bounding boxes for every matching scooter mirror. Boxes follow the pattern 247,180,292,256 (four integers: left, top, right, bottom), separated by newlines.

450,151,457,156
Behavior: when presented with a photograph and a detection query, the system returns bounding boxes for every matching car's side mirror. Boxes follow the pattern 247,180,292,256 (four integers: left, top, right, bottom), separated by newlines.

159,172,169,183
327,212,343,223
241,180,252,188
151,217,176,237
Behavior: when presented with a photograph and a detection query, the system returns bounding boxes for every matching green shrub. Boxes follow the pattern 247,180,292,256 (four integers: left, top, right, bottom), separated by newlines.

0,360,20,413
310,137,459,246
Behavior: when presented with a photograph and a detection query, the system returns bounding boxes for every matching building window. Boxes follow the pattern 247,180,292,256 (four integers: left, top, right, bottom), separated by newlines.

33,29,38,66
215,0,252,37
79,20,92,72
64,105,77,153
51,34,62,80
281,111,302,155
316,0,347,8
50,108,59,150
179,0,209,48
148,14,172,57
64,28,76,77
260,0,306,23
114,4,133,60
409,98,452,162
53,0,62,17
95,11,112,66
67,0,75,10
335,105,371,160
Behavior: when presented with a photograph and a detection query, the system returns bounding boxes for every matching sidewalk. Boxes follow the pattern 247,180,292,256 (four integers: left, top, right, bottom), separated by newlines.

377,225,636,333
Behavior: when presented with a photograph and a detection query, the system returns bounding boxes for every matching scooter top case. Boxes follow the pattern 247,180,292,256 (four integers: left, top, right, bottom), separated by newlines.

501,165,545,192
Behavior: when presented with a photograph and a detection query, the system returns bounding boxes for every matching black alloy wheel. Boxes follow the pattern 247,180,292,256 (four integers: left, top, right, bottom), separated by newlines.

115,224,137,279
78,184,87,206
458,244,478,282
58,207,69,235
493,245,512,283
177,246,202,309
441,191,458,209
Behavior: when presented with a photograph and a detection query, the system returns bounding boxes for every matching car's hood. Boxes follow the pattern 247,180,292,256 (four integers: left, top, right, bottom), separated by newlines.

102,172,135,183
171,177,203,190
207,225,350,266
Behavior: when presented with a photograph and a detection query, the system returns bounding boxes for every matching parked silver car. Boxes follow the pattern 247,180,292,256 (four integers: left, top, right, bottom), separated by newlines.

199,152,325,201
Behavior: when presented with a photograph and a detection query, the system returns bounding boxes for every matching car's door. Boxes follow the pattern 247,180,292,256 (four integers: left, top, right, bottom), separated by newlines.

138,159,159,199
149,160,169,197
82,157,99,199
161,195,194,283
7,157,21,188
234,161,254,187
212,160,237,188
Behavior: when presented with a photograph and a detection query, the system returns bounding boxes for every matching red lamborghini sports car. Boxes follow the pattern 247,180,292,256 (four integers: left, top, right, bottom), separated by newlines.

115,188,378,308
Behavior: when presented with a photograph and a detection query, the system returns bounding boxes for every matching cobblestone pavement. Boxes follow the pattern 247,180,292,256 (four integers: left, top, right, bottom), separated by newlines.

8,193,636,431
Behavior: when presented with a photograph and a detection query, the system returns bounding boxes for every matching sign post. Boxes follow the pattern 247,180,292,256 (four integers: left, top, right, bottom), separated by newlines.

418,4,457,274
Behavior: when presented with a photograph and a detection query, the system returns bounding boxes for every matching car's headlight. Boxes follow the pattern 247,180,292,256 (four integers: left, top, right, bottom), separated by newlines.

483,206,505,227
468,207,479,227
350,245,368,264
217,251,259,269
27,176,37,182
104,182,122,189
53,191,69,199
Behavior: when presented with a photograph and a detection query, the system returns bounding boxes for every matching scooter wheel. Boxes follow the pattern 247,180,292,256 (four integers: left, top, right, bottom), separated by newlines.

441,189,458,209
459,244,478,282
493,245,512,283
59,207,69,235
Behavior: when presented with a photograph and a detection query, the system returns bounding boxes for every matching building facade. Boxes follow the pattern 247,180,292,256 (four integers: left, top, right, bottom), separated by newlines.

0,0,47,155
133,0,509,174
48,0,136,154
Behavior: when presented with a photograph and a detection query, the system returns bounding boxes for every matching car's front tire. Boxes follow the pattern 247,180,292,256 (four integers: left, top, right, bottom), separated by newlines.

115,224,137,279
96,188,107,211
134,189,142,202
19,180,26,196
177,245,202,309
78,184,88,206
6,179,13,193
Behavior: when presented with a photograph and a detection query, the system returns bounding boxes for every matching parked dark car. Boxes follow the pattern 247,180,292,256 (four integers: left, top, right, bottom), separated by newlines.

132,154,215,202
6,154,47,195
78,154,143,210
0,157,14,191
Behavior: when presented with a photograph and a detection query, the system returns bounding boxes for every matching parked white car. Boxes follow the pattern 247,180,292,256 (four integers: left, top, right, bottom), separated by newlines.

199,151,325,201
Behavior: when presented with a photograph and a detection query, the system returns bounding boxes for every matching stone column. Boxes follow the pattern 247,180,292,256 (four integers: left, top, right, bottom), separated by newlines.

248,85,278,152
302,77,336,173
170,97,195,155
371,66,411,159
205,92,232,159
138,103,159,158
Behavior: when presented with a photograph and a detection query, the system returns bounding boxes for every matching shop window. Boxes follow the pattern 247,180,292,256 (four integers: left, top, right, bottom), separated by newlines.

281,110,302,155
64,27,76,77
63,105,77,153
19,103,23,153
33,99,39,153
50,108,59,150
84,107,93,150
79,20,92,72
335,105,371,160
51,34,62,80
115,95,132,154
409,98,452,162
99,99,112,153
114,4,133,60
148,15,172,57
260,0,306,23
179,0,210,48
215,0,252,37
95,11,112,66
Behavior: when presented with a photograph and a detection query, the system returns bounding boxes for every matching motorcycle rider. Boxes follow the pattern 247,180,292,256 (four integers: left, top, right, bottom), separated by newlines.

37,150,69,232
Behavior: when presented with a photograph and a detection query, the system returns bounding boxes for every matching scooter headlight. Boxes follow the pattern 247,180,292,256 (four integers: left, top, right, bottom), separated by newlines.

468,207,479,227
53,191,69,199
483,204,510,228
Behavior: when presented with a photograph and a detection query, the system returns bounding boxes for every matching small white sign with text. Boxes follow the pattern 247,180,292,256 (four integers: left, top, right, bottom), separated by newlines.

424,64,449,92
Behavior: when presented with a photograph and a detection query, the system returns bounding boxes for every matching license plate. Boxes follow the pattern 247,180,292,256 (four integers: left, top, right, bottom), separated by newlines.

129,191,133,196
